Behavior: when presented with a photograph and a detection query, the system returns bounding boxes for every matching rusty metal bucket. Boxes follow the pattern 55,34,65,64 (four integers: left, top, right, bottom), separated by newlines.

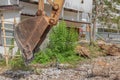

14,16,51,62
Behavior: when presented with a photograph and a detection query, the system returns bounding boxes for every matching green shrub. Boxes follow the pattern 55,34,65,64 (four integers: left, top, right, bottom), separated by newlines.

9,38,14,51
0,59,6,67
49,21,78,53
9,50,30,70
32,49,53,65
33,21,80,65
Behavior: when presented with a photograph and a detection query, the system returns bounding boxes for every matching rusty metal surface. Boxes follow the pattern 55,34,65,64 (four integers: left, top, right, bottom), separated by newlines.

14,16,50,62
49,0,65,25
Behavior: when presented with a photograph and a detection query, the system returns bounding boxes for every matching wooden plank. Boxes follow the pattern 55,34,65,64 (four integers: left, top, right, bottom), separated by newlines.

2,35,14,38
1,27,14,31
1,14,9,67
4,45,15,47
4,21,14,23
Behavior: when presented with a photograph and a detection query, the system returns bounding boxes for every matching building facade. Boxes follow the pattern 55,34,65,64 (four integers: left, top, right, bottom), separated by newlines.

20,0,93,37
0,0,21,55
0,0,93,54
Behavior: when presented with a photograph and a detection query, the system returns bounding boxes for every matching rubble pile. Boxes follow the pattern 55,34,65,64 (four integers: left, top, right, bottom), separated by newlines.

75,46,90,58
99,44,120,56
0,56,120,80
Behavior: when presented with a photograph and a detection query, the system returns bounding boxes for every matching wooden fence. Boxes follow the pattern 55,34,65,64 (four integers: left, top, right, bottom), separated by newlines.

1,15,17,67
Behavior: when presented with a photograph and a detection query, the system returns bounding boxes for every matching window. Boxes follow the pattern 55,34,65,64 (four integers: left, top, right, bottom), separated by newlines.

0,23,14,45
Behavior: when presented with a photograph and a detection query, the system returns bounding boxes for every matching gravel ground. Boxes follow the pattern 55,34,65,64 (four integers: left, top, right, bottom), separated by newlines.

0,56,120,80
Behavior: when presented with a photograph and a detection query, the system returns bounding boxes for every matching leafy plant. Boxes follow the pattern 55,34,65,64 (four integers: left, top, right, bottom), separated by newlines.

33,21,80,65
32,49,53,65
9,38,14,50
49,21,78,53
0,59,6,67
8,38,15,58
9,49,30,70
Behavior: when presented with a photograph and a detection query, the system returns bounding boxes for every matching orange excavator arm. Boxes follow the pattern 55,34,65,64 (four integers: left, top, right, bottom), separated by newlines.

14,0,64,63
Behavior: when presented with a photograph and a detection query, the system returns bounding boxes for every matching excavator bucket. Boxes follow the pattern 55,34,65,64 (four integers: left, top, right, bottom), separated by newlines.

14,16,51,62
14,0,65,63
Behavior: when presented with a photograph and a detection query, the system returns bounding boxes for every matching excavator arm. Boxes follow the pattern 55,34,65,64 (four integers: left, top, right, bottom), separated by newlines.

14,0,64,63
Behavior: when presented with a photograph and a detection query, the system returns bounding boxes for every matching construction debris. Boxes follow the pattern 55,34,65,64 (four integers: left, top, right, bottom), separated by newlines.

99,44,120,56
75,46,90,58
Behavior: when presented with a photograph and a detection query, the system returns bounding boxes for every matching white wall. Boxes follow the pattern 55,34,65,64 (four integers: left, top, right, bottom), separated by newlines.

20,1,52,16
0,0,9,5
64,0,93,13
20,1,38,15
28,0,93,13
10,0,19,5
2,10,21,23
0,0,19,6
